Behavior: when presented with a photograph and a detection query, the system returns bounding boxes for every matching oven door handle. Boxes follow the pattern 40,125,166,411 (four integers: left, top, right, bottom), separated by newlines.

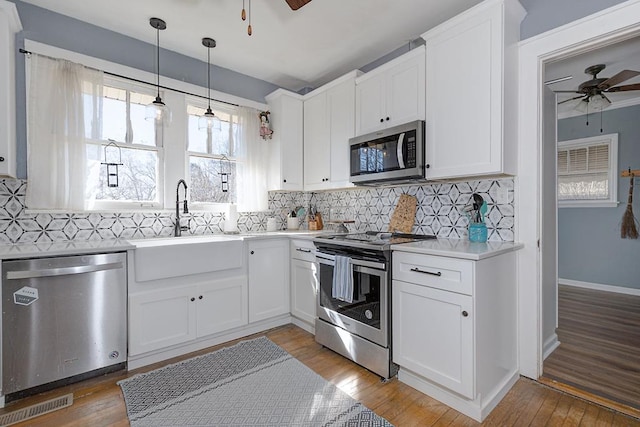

316,252,386,271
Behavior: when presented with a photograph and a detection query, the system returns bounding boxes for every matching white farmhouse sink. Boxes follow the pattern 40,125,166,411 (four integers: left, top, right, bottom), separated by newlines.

129,235,245,282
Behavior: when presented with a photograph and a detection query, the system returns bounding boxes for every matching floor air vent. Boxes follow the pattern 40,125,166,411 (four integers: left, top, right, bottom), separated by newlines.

0,393,73,426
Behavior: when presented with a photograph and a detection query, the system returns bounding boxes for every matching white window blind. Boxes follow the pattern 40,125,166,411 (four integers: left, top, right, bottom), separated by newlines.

557,134,618,207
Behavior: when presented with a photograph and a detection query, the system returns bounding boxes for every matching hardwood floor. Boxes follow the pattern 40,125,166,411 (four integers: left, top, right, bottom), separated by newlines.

543,285,640,415
3,323,639,426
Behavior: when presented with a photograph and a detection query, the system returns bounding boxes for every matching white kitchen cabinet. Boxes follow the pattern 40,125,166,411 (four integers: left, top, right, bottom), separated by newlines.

304,71,360,191
355,46,425,136
0,1,21,178
393,280,473,398
265,89,304,191
392,249,518,421
422,0,524,179
289,239,317,329
129,276,247,356
248,239,289,322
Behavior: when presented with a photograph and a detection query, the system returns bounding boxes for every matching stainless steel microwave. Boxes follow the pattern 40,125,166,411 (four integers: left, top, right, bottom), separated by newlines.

349,120,425,185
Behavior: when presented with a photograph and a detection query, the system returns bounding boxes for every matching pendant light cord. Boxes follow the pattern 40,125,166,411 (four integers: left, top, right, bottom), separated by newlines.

207,46,211,110
156,25,160,98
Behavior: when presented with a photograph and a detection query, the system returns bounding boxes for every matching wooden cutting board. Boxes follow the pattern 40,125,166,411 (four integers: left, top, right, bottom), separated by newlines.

388,194,417,233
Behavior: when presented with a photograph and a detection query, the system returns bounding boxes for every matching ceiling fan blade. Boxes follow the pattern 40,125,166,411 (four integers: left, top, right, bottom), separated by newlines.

285,0,312,10
598,70,640,89
558,95,585,105
605,83,640,92
553,90,583,93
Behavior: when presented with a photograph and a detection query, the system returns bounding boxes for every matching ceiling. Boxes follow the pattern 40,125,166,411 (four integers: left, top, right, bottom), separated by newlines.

545,35,640,115
21,0,485,92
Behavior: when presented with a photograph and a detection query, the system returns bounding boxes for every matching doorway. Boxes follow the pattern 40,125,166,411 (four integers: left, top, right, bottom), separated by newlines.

539,37,640,413
516,0,640,412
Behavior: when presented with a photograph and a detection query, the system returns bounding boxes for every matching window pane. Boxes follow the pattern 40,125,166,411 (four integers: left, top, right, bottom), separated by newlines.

86,145,158,202
102,95,127,142
188,114,208,153
130,92,156,146
189,156,237,203
558,173,608,200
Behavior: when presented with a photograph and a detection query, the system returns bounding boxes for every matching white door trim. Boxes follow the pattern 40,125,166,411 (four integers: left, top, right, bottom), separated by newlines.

516,0,640,379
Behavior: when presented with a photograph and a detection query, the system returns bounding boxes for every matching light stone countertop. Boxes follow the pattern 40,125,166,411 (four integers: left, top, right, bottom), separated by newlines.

391,238,524,261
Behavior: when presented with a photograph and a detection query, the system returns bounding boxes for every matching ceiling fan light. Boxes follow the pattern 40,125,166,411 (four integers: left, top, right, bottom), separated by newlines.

574,98,590,114
589,94,611,111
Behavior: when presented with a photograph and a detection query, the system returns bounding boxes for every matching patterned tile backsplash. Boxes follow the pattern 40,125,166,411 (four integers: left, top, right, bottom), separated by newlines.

0,177,514,244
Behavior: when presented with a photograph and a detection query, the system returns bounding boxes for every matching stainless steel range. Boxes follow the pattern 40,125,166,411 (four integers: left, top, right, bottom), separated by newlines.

313,231,435,379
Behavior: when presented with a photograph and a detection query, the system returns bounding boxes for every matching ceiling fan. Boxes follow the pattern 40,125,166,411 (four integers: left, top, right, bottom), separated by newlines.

285,0,312,10
556,64,640,112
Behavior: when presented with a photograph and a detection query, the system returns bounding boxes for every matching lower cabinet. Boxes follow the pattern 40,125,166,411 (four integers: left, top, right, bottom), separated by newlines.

393,280,473,398
392,250,518,422
289,239,317,327
248,239,290,323
129,275,247,356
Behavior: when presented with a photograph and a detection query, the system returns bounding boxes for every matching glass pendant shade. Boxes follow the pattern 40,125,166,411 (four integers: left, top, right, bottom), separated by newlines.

145,95,171,123
198,107,221,131
574,98,589,113
589,94,611,111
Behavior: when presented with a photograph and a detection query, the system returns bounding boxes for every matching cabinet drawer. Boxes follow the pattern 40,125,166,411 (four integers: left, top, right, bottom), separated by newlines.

393,252,473,295
290,239,316,262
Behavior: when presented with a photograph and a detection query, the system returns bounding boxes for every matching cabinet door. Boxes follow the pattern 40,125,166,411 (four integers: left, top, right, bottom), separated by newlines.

303,92,330,189
196,276,248,337
129,286,197,356
386,52,425,129
248,239,290,322
425,3,502,179
355,73,386,135
327,80,356,187
266,91,303,191
392,280,474,398
290,258,317,325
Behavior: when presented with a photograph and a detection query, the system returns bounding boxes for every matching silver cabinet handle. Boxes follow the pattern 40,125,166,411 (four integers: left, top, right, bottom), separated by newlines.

6,262,124,279
296,248,312,253
410,267,442,277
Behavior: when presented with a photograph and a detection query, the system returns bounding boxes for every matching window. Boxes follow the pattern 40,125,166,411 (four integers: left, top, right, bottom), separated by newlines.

85,78,163,209
557,133,618,208
187,102,239,205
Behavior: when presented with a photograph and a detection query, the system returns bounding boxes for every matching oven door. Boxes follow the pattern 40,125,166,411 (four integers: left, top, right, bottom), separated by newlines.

316,252,388,347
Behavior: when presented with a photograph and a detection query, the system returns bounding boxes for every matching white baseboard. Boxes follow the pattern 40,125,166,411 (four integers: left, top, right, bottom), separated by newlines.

291,317,315,334
559,278,640,296
543,333,560,360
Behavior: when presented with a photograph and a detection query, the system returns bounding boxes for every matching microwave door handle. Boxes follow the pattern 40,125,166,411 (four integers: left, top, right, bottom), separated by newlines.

397,133,406,169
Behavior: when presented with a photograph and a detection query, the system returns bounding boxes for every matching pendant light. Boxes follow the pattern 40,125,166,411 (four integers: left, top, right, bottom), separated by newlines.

145,17,170,124
241,0,252,36
198,37,221,131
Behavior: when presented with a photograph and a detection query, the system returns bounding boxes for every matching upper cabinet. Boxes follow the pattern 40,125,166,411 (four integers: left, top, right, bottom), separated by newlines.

355,46,425,136
304,71,361,191
265,89,304,191
423,0,524,180
0,1,21,178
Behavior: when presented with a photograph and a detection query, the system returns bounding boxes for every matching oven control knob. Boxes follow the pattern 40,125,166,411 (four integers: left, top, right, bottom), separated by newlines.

365,309,373,320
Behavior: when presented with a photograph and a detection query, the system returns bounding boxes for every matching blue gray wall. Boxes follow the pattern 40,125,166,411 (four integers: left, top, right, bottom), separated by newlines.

9,0,280,179
519,0,628,40
558,104,640,289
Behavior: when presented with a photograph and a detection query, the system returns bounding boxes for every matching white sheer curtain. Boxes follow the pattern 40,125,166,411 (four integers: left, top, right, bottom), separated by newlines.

26,54,103,210
236,106,268,212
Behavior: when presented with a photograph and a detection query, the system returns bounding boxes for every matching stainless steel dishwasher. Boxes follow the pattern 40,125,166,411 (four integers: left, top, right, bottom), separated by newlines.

2,252,127,399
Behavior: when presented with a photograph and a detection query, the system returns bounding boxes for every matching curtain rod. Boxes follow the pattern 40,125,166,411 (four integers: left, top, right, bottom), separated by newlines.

19,48,239,107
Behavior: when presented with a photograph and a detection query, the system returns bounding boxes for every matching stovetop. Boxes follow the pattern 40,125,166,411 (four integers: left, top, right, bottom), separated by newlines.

314,231,436,251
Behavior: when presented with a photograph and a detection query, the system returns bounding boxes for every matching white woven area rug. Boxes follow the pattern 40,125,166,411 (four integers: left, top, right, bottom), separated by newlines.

118,336,393,426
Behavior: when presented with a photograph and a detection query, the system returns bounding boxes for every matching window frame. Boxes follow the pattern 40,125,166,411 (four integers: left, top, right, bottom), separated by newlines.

186,97,241,210
557,133,619,208
86,77,165,211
